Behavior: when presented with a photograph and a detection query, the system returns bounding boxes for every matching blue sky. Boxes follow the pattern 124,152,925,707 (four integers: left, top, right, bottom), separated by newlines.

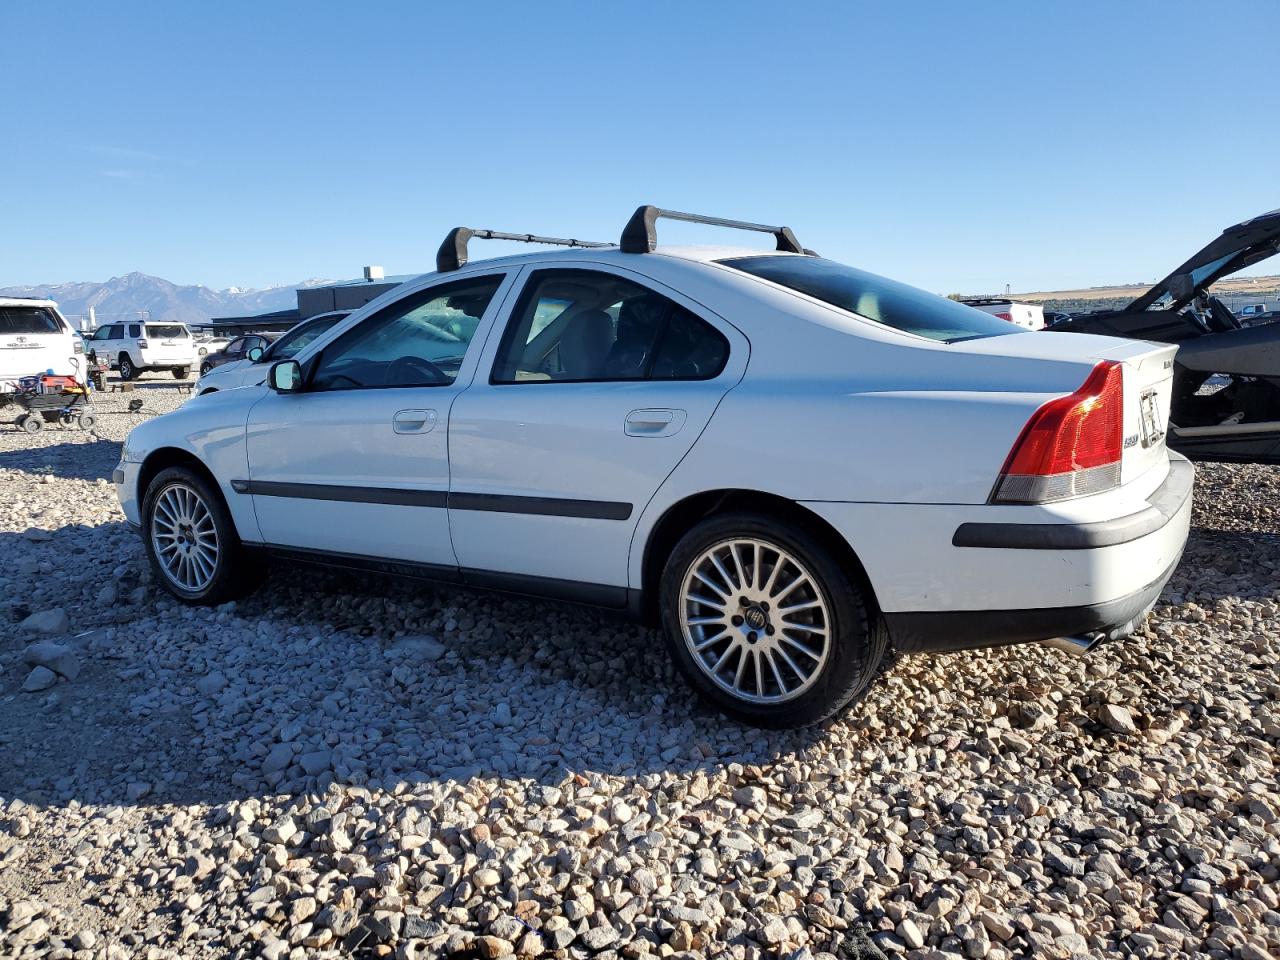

2,1,1277,294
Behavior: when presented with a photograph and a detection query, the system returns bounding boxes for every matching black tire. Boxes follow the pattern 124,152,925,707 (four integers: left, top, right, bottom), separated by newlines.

172,366,189,379
77,412,97,431
141,465,266,605
199,362,212,378
659,512,888,728
18,414,41,434
118,354,136,381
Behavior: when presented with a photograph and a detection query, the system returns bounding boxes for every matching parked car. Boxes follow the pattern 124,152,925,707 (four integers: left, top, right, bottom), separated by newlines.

196,336,231,357
958,298,1045,330
197,334,275,378
1,297,83,393
1043,310,1073,328
1052,207,1280,464
1241,310,1280,326
116,206,1192,727
198,313,349,394
88,321,197,380
1237,304,1268,320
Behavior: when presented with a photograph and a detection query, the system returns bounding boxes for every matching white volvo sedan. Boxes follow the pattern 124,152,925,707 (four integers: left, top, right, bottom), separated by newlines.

115,207,1192,726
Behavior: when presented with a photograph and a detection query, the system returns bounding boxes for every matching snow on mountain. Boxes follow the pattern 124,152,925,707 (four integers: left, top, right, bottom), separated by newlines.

0,272,337,327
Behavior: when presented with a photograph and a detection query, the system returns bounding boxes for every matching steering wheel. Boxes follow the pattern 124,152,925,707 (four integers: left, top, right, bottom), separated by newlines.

1205,296,1241,333
386,355,447,385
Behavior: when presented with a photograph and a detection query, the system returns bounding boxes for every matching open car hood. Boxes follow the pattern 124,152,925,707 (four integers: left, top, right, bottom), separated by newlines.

1128,207,1280,312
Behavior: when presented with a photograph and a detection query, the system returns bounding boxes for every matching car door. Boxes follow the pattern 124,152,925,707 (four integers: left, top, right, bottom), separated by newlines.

447,264,748,600
89,324,119,363
242,271,515,567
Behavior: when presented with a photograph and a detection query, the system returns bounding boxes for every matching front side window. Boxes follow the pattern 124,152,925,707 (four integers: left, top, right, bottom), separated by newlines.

491,269,729,383
311,275,503,391
720,255,1024,343
91,326,113,341
225,337,247,355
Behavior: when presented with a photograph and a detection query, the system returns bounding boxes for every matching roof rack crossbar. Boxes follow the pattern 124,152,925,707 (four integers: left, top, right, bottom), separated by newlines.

620,204,805,255
437,227,610,273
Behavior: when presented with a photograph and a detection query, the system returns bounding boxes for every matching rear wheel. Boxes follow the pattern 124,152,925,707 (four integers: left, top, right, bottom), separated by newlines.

171,366,190,379
659,512,886,727
18,414,41,434
118,354,136,381
142,466,265,604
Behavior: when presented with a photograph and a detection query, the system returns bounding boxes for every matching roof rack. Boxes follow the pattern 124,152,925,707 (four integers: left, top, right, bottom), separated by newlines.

620,204,806,255
437,228,610,273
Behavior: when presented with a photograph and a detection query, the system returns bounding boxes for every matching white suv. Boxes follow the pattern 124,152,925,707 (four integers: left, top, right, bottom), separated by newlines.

1,297,83,392
115,206,1192,726
89,321,197,380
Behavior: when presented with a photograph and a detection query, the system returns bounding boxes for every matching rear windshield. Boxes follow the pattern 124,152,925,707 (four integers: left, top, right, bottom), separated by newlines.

719,256,1025,343
145,324,188,339
0,307,63,336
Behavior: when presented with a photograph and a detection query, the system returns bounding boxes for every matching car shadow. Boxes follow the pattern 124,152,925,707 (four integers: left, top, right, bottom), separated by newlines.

0,437,122,482
0,517,833,812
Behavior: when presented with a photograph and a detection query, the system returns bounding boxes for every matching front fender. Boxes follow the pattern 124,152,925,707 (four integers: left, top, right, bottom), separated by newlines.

124,390,261,542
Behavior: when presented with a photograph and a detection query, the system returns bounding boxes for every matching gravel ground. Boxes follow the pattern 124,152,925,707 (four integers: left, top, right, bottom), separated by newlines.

1,383,1277,960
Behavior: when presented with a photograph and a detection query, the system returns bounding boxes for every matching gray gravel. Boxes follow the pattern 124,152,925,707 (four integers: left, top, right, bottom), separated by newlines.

1,384,1278,960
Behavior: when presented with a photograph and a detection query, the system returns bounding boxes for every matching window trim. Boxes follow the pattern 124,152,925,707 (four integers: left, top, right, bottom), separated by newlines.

304,272,507,394
488,267,731,386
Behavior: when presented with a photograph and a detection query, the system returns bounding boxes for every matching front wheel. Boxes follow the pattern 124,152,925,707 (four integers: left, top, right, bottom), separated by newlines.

199,362,213,378
659,513,887,727
142,466,264,604
118,354,136,381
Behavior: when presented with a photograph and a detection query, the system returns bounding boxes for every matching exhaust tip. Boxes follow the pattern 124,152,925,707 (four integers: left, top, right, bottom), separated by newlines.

1041,633,1104,657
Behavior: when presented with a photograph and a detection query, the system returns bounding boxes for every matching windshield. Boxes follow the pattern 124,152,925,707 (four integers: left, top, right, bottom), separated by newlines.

145,324,188,339
719,256,1024,343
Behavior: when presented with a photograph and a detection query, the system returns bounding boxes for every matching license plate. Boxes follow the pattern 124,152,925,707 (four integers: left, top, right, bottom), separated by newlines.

1140,389,1164,447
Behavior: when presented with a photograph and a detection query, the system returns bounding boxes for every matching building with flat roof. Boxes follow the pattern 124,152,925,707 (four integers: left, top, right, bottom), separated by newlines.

200,268,413,336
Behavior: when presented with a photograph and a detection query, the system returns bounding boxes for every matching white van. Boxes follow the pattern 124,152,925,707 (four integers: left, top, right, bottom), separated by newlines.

959,298,1045,331
88,320,198,380
0,298,83,393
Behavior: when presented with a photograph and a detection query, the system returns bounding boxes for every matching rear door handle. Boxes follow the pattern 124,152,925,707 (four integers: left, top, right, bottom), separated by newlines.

624,408,686,438
392,408,438,434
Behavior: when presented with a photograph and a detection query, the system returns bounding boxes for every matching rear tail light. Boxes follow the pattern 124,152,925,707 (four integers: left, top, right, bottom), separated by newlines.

994,360,1124,503
994,312,1014,322
137,337,149,349
73,339,84,354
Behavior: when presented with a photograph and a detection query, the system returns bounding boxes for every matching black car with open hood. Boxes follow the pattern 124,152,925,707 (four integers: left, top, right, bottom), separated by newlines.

1051,208,1280,464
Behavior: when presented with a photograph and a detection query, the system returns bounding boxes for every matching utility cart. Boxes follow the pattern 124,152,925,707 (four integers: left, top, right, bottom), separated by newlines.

4,374,96,433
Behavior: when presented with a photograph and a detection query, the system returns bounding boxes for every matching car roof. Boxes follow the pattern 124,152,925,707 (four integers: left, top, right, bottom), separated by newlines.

0,297,58,308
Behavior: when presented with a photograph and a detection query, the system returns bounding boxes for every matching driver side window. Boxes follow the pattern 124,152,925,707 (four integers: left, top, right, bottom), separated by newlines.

310,275,503,391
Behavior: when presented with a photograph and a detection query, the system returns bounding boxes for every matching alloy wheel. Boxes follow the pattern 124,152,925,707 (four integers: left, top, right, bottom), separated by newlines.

150,482,220,592
678,538,832,704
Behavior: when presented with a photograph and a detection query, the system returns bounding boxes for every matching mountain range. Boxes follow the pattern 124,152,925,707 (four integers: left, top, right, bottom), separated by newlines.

0,272,335,328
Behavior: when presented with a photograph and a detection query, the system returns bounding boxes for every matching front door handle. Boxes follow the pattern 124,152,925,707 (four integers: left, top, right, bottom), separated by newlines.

392,408,438,434
625,408,686,438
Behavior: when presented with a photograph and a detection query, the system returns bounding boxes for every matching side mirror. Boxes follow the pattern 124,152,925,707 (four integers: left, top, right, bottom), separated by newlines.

247,346,264,362
269,359,302,393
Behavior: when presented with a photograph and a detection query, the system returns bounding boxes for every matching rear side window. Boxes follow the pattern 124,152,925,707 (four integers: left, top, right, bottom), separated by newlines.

720,255,1025,343
0,307,62,336
145,324,187,338
128,324,141,337
491,269,729,383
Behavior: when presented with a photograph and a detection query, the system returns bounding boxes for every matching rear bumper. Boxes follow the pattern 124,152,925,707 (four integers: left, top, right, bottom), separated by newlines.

952,456,1193,550
801,453,1193,652
883,550,1181,653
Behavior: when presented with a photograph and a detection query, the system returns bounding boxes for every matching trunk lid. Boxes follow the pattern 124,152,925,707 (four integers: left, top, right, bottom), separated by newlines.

142,324,194,362
949,330,1177,486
